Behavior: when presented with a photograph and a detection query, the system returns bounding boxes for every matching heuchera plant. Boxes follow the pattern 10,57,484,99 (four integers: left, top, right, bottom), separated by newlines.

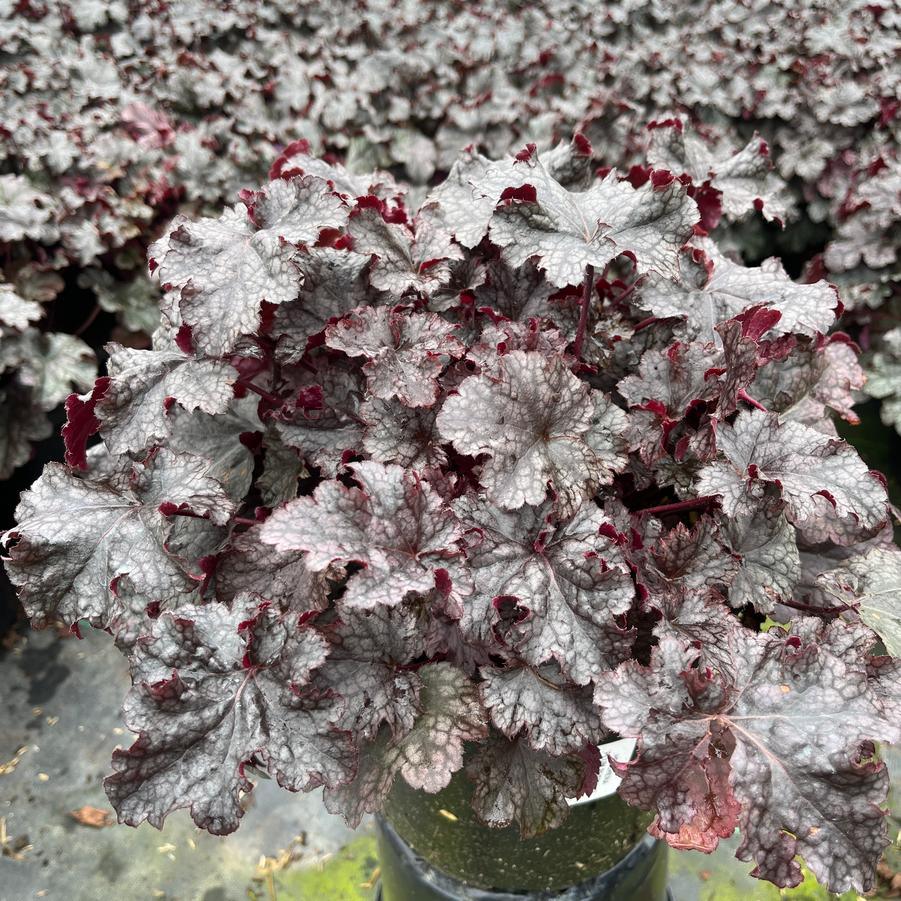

4,140,900,894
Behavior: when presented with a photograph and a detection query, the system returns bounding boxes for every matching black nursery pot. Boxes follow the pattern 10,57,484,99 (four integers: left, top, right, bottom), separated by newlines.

376,766,669,901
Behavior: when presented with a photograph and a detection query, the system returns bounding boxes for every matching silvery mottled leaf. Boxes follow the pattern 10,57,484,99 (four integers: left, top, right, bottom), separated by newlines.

454,497,634,685
487,159,697,287
0,174,57,242
648,123,787,223
325,306,463,407
106,600,352,835
467,320,571,377
0,384,53,478
480,663,605,755
596,621,899,894
721,490,800,612
272,248,373,365
152,206,301,356
2,450,232,631
249,175,349,243
97,345,236,453
165,399,257,503
260,461,462,609
17,332,96,411
647,516,739,597
215,524,330,614
639,241,836,340
323,662,487,826
815,547,901,657
421,150,512,249
274,361,363,475
346,205,459,296
618,342,718,416
321,603,430,740
360,397,447,469
0,283,42,333
865,327,901,433
437,350,627,514
697,410,887,544
472,259,564,328
256,438,304,507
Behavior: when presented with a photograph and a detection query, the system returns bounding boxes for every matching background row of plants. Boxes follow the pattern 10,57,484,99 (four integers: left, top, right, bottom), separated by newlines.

2,1,898,490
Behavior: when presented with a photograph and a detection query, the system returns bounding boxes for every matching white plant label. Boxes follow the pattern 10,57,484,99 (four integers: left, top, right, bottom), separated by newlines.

567,737,637,807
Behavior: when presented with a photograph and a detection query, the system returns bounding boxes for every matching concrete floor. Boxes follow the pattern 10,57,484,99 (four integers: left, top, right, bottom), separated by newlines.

0,627,896,901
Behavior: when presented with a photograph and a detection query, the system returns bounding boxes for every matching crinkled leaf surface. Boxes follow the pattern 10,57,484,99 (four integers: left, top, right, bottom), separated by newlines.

480,663,604,755
97,345,236,453
260,461,461,609
455,497,634,684
3,450,233,631
106,600,353,835
486,159,697,287
323,662,487,826
152,205,301,356
639,242,836,340
437,351,627,514
596,620,899,893
697,410,887,543
321,603,430,740
466,732,586,838
325,306,463,407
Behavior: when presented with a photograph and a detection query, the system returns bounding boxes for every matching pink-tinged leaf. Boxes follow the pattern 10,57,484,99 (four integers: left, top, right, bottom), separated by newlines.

647,124,788,223
325,306,464,408
106,600,352,835
645,516,739,598
697,410,888,543
323,662,487,826
259,461,462,609
437,350,627,514
596,620,899,893
347,204,460,296
618,342,718,417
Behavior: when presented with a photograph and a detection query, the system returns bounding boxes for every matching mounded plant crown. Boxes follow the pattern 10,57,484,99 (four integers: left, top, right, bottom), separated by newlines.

4,139,900,895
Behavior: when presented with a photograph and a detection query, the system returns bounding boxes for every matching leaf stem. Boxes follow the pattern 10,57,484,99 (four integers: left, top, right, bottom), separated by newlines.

242,381,281,405
737,389,768,412
636,496,718,517
572,264,594,359
73,303,102,338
